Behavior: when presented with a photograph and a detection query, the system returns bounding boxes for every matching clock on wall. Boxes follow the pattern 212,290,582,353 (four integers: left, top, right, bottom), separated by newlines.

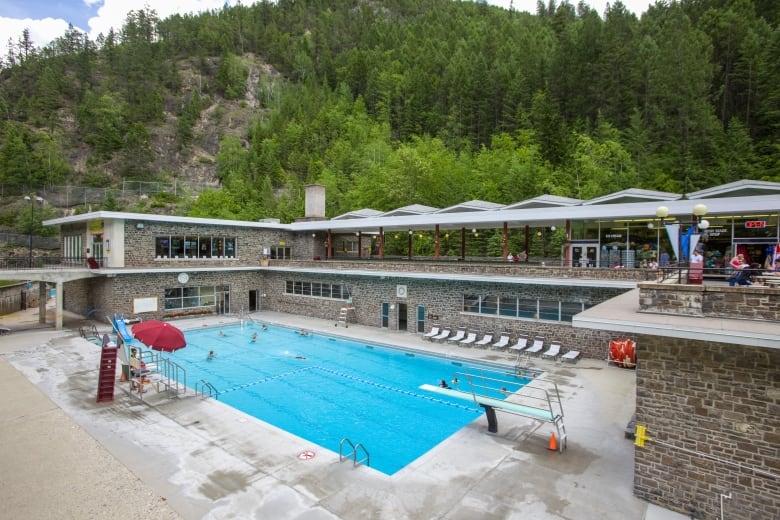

177,272,189,284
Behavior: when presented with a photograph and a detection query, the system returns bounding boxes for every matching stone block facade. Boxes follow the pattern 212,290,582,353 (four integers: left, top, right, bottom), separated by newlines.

262,271,629,360
638,283,780,321
634,336,780,519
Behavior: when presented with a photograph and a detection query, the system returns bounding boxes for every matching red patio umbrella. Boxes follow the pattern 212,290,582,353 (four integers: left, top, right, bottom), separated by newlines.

132,320,187,352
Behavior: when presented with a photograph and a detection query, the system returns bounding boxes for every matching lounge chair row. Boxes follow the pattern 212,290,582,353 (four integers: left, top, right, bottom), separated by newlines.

422,325,581,362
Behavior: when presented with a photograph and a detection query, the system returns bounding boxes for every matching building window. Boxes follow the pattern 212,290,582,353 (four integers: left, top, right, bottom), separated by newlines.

62,235,83,263
285,280,350,301
155,235,237,259
270,246,291,259
465,294,588,323
164,285,227,310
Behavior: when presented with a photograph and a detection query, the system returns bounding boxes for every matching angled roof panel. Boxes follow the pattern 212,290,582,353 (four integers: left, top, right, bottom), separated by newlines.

331,208,384,220
582,188,681,205
687,179,780,199
505,194,582,210
382,204,439,217
436,200,505,213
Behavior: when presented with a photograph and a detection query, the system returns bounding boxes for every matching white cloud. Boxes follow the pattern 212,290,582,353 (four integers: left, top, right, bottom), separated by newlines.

85,1,234,42
0,16,73,49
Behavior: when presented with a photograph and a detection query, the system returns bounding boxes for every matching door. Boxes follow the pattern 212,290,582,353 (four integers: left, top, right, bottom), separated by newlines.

381,302,389,328
416,305,426,333
398,303,408,331
249,290,258,312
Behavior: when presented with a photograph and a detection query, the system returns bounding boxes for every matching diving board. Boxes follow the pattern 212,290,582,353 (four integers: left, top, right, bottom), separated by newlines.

419,383,567,452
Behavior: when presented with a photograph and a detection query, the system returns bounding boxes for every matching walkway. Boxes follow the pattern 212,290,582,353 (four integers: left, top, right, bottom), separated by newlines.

0,306,687,519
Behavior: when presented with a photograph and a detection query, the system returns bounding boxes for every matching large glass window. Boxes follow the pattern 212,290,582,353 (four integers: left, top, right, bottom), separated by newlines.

285,280,350,301
164,285,226,310
155,235,237,259
270,246,291,259
464,293,587,323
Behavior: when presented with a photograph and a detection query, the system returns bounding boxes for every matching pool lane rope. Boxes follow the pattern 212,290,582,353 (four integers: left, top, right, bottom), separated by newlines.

217,366,480,413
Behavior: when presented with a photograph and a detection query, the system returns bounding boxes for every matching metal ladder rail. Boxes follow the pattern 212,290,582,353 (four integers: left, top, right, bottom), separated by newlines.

339,438,370,468
195,380,218,399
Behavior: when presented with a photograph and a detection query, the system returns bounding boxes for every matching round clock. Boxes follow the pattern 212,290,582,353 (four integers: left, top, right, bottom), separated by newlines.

177,272,189,284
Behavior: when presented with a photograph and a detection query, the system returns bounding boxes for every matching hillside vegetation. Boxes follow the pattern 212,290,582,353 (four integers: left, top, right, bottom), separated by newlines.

1,0,779,232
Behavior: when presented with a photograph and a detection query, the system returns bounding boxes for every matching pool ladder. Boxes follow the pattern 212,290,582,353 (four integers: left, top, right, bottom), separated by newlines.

339,438,370,468
195,380,219,400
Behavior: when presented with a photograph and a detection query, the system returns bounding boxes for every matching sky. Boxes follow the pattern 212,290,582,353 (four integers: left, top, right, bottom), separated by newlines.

0,1,652,51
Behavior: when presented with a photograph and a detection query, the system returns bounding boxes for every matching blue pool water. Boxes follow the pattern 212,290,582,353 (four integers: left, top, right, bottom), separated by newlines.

170,323,532,475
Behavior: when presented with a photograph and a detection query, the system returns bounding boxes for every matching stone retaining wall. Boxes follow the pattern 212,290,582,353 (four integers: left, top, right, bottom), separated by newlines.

634,336,780,519
638,283,780,321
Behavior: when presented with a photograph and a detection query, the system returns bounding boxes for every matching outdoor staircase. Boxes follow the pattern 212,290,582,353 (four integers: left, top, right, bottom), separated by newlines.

96,334,118,403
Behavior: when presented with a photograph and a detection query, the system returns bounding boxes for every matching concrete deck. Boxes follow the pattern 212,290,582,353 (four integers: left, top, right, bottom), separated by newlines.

0,305,688,519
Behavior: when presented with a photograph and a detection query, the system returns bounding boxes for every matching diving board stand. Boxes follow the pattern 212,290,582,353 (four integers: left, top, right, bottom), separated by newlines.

419,383,567,452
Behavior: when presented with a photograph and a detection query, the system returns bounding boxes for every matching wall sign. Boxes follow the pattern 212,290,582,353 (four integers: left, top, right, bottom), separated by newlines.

744,221,766,228
133,297,158,313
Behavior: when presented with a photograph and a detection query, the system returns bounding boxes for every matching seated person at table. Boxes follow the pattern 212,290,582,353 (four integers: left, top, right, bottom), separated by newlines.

129,348,149,376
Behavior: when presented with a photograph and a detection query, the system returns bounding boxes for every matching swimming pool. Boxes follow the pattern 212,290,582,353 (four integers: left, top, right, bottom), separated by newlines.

173,323,533,475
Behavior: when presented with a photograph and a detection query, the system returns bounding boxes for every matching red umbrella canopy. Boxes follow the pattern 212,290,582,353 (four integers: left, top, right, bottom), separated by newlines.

132,320,187,352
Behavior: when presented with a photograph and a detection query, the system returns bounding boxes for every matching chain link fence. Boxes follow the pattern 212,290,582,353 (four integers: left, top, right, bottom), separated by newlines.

1,180,218,208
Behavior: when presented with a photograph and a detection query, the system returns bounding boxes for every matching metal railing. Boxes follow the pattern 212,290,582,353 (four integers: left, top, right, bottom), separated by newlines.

0,255,95,270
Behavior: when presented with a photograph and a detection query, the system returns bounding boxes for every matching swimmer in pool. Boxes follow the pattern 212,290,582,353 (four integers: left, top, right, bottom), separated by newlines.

251,332,257,342
207,350,216,359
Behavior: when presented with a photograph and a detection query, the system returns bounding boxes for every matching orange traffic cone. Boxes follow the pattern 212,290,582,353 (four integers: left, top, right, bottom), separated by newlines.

548,432,558,451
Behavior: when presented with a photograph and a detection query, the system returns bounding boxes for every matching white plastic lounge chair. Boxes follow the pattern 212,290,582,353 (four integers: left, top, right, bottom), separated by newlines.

474,333,493,348
491,333,510,350
431,329,451,342
509,334,529,354
423,325,441,340
542,342,561,360
447,328,467,344
561,350,581,363
458,331,477,347
525,336,545,356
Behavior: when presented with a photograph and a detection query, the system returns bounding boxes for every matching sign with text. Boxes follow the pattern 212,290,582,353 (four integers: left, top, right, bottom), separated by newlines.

744,221,766,229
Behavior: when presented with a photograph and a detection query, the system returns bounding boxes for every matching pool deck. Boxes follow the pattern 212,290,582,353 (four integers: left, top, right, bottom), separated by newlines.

0,305,688,520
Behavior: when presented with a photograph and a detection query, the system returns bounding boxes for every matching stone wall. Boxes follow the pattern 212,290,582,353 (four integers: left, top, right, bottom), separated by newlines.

277,259,656,282
634,336,780,519
638,283,780,321
262,272,629,360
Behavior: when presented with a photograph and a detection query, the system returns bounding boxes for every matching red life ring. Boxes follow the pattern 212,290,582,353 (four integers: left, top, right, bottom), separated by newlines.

297,449,316,460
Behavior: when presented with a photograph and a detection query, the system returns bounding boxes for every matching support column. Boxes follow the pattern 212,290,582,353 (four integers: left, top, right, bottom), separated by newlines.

327,229,332,259
565,220,572,267
357,232,362,259
379,227,384,259
502,222,508,259
407,230,413,260
460,227,466,260
524,225,530,261
54,281,64,329
434,225,440,260
38,282,47,325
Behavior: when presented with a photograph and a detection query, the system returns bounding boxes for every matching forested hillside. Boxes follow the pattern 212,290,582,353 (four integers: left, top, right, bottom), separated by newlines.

1,0,779,229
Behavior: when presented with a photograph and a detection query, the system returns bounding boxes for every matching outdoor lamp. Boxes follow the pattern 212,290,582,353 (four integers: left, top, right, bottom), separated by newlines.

550,226,556,232
698,219,710,231
693,204,708,218
655,206,669,219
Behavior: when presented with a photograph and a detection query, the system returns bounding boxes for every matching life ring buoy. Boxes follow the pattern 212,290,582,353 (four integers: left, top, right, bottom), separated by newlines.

297,449,316,460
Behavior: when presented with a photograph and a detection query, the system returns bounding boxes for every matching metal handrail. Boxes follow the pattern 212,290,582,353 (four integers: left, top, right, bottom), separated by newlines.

195,380,218,399
339,437,370,468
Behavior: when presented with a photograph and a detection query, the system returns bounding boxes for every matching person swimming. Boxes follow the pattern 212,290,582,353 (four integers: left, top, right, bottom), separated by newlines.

251,332,257,342
207,350,216,359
